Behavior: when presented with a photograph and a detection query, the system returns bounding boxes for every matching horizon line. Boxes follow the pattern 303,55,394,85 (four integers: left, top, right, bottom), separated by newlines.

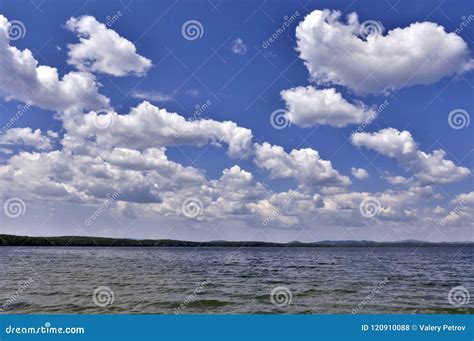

1,234,473,247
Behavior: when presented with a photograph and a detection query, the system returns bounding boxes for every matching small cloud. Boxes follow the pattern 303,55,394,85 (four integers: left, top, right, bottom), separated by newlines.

131,90,173,102
231,38,247,55
185,88,200,97
0,147,13,155
263,51,276,59
433,205,446,215
383,174,412,185
47,130,59,138
351,167,369,180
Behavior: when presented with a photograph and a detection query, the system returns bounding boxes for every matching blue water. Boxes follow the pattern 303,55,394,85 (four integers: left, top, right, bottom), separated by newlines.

0,246,472,314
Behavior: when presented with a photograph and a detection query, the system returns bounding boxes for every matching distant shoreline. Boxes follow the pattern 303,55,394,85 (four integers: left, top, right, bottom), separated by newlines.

1,234,472,247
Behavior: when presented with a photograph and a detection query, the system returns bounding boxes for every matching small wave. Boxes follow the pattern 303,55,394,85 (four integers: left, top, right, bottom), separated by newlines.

185,300,232,308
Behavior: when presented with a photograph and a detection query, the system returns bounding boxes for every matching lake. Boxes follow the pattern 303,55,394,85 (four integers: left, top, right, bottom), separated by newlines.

0,246,472,314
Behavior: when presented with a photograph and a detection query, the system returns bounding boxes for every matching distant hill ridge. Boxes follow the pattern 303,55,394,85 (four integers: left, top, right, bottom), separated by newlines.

0,234,472,247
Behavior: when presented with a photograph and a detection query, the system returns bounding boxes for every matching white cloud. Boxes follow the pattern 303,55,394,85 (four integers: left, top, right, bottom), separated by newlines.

296,9,473,95
206,165,268,217
352,128,417,157
437,192,473,227
0,132,461,233
253,142,351,188
351,128,470,184
0,128,53,150
63,101,253,158
0,146,206,205
47,130,59,138
248,190,317,227
231,38,247,55
351,167,368,180
451,192,474,205
66,15,152,76
433,205,446,215
281,86,375,127
0,15,109,112
248,185,431,228
384,175,413,185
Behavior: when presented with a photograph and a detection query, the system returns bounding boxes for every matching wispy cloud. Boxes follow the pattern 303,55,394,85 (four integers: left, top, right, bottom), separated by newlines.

185,88,200,97
131,90,174,102
231,38,247,55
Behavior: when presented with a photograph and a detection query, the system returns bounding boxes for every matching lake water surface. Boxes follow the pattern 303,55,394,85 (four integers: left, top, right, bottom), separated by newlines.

0,246,472,314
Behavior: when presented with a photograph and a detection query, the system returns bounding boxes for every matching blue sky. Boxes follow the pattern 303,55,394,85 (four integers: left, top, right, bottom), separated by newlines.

0,0,472,242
